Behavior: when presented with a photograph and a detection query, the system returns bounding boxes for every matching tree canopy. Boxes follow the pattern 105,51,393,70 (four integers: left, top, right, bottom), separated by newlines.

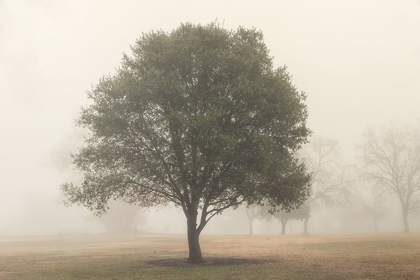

62,22,311,263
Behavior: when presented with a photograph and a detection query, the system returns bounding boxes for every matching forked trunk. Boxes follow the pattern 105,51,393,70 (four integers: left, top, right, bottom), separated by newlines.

187,212,203,263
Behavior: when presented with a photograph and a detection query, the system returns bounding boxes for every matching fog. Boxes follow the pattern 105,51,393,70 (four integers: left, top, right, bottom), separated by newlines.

1,0,419,237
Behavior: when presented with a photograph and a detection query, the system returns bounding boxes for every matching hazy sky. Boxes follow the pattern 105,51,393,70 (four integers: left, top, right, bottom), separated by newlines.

0,0,419,235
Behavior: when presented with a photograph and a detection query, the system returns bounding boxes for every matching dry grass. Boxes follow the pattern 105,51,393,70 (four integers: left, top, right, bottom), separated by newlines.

1,233,420,279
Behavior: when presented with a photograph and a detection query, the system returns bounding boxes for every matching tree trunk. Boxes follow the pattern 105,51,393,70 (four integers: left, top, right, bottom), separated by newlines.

303,216,309,235
186,212,203,263
402,207,410,233
281,220,287,235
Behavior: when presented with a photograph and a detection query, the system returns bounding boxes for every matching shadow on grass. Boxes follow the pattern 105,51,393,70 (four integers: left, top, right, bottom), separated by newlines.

147,257,277,267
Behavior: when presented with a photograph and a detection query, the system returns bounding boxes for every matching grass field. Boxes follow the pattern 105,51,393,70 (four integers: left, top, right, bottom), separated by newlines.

1,233,420,279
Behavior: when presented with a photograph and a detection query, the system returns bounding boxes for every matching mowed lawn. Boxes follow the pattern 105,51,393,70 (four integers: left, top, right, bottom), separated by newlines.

1,233,420,280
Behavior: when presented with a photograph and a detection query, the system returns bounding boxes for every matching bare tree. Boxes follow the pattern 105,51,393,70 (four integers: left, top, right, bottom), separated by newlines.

358,122,420,233
300,137,353,234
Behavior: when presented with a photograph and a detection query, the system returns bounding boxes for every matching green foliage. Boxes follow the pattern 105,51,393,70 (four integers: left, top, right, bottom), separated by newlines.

62,22,311,228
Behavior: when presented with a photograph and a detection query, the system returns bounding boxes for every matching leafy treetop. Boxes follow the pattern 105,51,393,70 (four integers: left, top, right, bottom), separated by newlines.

62,23,311,261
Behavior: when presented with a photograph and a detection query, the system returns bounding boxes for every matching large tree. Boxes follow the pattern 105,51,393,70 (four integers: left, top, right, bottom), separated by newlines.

61,22,311,263
358,122,420,233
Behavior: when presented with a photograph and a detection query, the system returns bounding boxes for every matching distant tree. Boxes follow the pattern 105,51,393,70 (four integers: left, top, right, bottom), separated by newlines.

256,203,309,235
299,137,353,234
358,122,420,233
274,204,310,235
52,127,87,175
363,183,388,232
61,23,311,263
245,204,258,235
332,188,386,233
100,200,146,234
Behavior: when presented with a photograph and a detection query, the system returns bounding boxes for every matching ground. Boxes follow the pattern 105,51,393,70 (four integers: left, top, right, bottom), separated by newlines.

1,233,420,279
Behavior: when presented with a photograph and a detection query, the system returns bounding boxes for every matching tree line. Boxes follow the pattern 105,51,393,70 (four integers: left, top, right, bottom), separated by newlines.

245,123,420,236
